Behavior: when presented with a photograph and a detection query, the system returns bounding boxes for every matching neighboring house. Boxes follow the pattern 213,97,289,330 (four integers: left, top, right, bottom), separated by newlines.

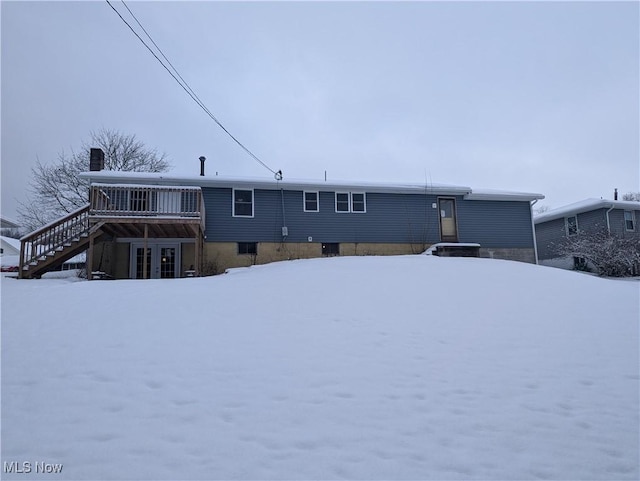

534,198,640,270
1,216,21,237
1,235,21,257
19,149,544,279
1,216,20,230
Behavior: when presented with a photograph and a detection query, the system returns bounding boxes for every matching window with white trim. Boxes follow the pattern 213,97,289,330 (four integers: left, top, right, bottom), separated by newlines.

566,215,578,236
624,211,635,231
233,189,254,217
335,192,367,213
351,193,366,212
304,191,319,212
335,193,350,212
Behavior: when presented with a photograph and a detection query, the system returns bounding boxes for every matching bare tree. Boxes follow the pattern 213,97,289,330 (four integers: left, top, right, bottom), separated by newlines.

622,192,640,202
18,129,170,231
533,204,551,215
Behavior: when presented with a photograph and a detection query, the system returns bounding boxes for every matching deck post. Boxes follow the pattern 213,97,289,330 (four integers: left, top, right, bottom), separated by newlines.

87,235,94,280
195,229,201,277
143,224,149,280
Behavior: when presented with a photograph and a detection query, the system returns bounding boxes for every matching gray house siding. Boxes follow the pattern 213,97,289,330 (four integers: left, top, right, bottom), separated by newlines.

203,187,535,248
609,208,640,236
457,200,534,248
535,218,566,260
535,207,640,261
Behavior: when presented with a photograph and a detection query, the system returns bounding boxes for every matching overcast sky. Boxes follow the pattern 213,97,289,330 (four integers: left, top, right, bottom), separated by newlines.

2,1,638,222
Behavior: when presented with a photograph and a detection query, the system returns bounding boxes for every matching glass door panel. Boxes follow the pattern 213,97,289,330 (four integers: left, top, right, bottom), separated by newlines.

160,247,176,279
135,247,153,279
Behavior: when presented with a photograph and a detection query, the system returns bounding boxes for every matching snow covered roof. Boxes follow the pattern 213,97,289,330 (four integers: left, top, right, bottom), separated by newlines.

80,171,544,201
1,235,21,251
1,216,20,229
534,198,640,224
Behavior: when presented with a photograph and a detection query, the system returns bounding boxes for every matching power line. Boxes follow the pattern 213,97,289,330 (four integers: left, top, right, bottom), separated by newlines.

104,0,280,176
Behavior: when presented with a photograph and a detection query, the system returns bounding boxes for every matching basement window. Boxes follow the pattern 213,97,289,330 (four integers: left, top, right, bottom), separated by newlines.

238,242,257,255
322,242,339,256
233,189,254,217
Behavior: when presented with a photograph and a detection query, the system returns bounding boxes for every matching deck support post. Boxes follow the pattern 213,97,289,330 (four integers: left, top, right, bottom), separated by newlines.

87,234,94,280
195,229,201,277
143,224,149,280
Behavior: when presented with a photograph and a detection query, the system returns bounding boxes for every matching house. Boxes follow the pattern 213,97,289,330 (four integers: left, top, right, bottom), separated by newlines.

1,235,21,257
1,216,20,237
19,149,544,279
534,198,640,271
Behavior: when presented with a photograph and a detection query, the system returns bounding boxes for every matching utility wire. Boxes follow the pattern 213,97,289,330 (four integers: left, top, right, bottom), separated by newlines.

105,0,279,176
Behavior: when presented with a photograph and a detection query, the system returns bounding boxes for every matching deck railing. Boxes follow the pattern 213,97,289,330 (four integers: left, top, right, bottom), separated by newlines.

19,205,90,274
90,184,203,219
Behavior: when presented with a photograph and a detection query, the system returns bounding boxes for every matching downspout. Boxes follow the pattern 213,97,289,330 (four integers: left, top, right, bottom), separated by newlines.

605,204,615,234
530,199,539,265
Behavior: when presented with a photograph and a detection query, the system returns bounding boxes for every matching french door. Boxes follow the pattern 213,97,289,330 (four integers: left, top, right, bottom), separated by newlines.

131,243,180,279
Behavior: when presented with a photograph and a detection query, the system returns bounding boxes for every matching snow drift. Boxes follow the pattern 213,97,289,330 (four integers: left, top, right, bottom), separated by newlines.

2,255,638,480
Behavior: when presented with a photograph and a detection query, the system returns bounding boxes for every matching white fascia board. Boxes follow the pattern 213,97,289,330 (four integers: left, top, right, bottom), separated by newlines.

534,198,640,224
80,171,472,195
82,172,543,200
464,189,545,202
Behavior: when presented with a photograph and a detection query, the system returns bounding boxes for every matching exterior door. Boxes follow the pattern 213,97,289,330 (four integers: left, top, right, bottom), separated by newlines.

158,246,177,278
131,243,180,279
134,246,154,279
438,198,458,242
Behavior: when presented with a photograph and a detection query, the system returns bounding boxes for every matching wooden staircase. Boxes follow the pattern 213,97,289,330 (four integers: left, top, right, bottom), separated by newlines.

19,205,103,279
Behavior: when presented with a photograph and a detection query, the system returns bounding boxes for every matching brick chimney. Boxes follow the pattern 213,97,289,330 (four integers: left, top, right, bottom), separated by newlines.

90,148,105,171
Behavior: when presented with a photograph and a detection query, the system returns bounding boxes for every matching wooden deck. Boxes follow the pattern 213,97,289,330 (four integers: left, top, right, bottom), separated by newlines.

20,185,206,279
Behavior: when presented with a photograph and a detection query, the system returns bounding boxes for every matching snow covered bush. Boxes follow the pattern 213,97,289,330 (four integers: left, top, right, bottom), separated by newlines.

555,229,640,277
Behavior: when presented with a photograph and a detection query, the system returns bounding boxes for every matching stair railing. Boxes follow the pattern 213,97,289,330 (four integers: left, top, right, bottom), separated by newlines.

19,205,90,277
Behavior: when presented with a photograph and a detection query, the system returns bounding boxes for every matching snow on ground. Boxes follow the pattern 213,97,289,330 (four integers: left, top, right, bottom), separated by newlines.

1,256,639,480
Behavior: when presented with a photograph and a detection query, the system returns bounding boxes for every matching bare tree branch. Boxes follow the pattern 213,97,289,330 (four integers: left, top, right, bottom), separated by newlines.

18,129,171,231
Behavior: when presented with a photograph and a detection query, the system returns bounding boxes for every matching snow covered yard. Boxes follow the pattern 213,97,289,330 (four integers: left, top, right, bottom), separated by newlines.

1,256,638,480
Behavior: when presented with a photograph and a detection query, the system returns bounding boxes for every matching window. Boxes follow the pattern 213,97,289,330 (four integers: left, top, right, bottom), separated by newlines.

351,193,366,212
233,189,254,217
238,242,257,255
322,242,339,256
335,192,367,213
573,257,588,271
624,211,635,231
336,193,350,212
304,191,319,212
566,216,578,236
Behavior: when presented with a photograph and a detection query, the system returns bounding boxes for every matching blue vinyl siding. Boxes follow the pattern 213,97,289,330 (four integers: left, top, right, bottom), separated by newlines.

535,218,566,260
535,207,640,260
457,200,534,248
203,187,535,248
